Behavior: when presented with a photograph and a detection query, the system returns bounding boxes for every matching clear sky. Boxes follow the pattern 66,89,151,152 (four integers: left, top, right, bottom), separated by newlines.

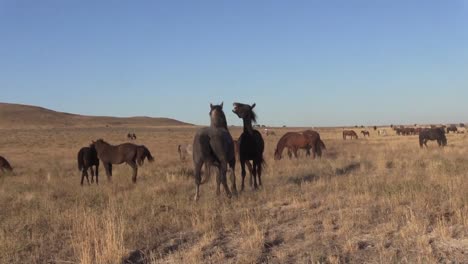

1,1,467,127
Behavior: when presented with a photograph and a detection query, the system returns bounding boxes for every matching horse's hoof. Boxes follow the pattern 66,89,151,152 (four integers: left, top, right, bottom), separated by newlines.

194,195,199,201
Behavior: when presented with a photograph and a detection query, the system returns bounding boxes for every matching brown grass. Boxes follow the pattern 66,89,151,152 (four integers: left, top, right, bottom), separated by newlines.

0,126,467,263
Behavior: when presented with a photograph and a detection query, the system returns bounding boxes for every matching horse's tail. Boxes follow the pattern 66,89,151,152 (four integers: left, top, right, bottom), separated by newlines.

315,138,326,157
145,146,155,162
77,149,84,171
200,164,211,184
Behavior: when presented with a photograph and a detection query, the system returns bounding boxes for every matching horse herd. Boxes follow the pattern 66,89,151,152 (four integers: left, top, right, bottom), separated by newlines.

0,103,461,201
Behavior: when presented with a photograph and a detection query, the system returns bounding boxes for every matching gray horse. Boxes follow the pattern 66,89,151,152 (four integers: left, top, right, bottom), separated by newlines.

192,103,237,201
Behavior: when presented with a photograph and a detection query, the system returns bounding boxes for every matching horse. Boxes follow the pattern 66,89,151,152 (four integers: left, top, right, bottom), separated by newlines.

177,144,193,161
93,139,153,183
192,103,237,201
0,156,13,173
446,126,458,134
234,139,254,187
343,130,358,140
77,144,99,185
232,102,265,190
361,130,370,137
127,133,137,140
274,131,325,160
263,129,276,136
136,145,154,166
378,129,387,136
419,128,447,148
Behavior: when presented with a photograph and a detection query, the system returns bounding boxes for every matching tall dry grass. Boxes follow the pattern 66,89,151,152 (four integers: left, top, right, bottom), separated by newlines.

0,126,467,263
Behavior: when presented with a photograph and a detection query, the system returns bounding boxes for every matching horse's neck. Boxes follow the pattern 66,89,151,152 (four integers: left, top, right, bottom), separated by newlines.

242,118,254,134
211,118,228,129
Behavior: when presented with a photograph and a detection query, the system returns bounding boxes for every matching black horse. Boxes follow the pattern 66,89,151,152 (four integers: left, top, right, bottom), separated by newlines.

232,102,265,190
77,144,100,185
419,128,447,148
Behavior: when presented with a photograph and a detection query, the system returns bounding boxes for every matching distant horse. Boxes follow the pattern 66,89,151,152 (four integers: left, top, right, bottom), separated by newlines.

264,129,276,136
177,144,193,161
343,130,358,140
127,133,137,140
77,144,99,185
274,131,326,160
446,126,458,134
378,129,387,136
361,130,370,137
192,103,237,201
373,126,377,131
0,156,13,173
93,139,153,183
136,145,154,166
233,102,265,190
419,128,447,148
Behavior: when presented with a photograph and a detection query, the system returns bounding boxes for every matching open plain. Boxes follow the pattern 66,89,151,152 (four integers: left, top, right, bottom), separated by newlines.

1,120,467,264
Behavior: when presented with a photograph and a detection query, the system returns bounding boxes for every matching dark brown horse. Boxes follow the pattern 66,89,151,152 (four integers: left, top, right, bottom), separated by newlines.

234,140,253,187
136,145,154,166
0,156,13,173
192,103,237,201
274,131,326,160
446,125,458,134
360,130,370,137
77,144,99,185
343,130,358,140
232,102,265,190
419,128,447,148
93,139,153,183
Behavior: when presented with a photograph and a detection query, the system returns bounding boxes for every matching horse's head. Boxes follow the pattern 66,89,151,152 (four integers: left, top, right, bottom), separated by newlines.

209,102,227,128
274,148,282,160
232,102,257,123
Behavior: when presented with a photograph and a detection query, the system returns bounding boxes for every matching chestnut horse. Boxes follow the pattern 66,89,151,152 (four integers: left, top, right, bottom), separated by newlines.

274,130,326,160
343,130,358,140
360,130,370,137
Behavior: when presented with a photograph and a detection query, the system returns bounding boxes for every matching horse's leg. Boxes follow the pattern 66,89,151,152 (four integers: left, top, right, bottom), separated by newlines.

104,163,112,182
257,160,262,187
219,162,232,198
80,168,86,186
310,145,316,159
229,159,237,195
90,166,95,183
127,161,138,183
240,159,246,191
252,160,258,189
287,149,292,159
246,161,253,187
95,164,99,184
194,161,203,201
215,164,221,196
293,148,299,158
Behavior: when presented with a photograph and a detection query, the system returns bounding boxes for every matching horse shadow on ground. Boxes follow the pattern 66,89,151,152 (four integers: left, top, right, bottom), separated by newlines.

287,162,361,185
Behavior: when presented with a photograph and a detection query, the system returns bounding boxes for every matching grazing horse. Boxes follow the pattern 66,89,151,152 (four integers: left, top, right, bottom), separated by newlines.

446,126,458,134
274,131,326,160
192,103,237,201
419,128,447,148
232,102,265,190
93,139,153,183
361,130,370,137
136,145,154,166
77,144,99,185
177,144,193,161
127,133,137,140
0,156,13,173
343,130,358,140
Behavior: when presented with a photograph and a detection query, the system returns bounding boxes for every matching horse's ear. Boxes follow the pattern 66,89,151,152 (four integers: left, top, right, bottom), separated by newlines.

251,103,256,109
220,102,223,108
210,103,214,109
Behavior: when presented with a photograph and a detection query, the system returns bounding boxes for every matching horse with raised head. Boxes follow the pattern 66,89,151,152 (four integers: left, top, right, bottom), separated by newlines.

93,139,153,183
0,156,13,173
232,102,265,190
77,144,99,185
192,103,237,201
343,130,358,140
419,128,447,148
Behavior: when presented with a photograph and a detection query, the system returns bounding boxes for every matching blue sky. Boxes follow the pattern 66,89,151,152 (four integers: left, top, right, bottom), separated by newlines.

1,0,467,126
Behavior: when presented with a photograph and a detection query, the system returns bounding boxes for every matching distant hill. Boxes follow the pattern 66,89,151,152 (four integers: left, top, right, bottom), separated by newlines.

0,102,193,128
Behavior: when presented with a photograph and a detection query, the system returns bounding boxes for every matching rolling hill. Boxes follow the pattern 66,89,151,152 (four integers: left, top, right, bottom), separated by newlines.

0,102,192,128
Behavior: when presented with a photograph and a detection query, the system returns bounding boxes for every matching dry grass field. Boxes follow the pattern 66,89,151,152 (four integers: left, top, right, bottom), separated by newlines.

1,124,467,263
